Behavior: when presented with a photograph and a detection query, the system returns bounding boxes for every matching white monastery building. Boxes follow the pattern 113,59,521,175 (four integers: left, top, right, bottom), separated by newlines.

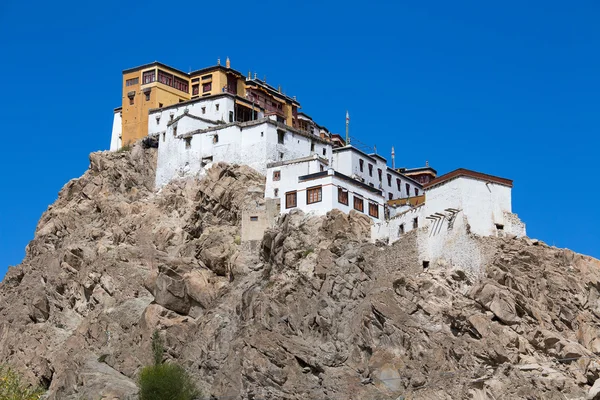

110,59,527,254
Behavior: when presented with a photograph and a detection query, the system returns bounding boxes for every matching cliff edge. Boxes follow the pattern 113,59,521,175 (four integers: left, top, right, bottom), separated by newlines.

2,143,600,399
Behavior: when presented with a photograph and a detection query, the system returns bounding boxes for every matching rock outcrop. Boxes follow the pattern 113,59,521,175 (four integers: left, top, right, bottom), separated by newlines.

2,142,600,399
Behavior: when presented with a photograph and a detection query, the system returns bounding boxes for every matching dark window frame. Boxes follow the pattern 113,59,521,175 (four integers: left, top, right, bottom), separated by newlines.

285,191,297,209
368,202,379,218
306,186,322,204
338,187,349,205
353,196,364,212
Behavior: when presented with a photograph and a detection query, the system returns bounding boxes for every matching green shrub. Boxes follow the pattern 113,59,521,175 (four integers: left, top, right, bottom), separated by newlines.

0,365,45,400
301,247,314,258
151,330,164,366
138,363,199,400
117,143,132,152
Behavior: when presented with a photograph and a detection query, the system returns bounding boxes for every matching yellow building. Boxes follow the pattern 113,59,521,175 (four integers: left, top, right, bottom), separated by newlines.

117,58,303,147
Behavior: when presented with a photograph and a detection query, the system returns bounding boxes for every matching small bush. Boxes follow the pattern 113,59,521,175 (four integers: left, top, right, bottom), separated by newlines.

151,330,164,366
301,247,314,258
0,365,45,400
118,143,132,153
138,364,199,400
234,235,241,245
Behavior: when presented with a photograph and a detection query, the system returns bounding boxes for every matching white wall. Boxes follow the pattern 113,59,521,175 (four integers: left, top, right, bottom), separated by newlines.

155,119,332,188
109,111,122,151
332,147,421,200
425,177,512,237
371,176,526,247
148,97,237,137
267,164,385,222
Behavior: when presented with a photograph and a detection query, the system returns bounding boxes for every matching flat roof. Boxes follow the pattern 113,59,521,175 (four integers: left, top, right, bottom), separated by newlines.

298,170,383,195
369,153,387,162
423,168,513,189
401,166,438,175
267,154,328,169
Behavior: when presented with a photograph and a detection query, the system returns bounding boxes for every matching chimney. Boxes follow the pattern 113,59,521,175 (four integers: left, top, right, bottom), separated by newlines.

217,58,221,66
226,57,230,68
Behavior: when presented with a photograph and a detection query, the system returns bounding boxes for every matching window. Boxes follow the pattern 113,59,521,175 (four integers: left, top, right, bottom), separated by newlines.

359,159,364,172
338,188,348,205
157,70,173,86
162,132,165,142
159,103,163,108
203,82,212,92
406,183,410,196
169,113,174,121
322,148,326,156
126,77,139,86
311,142,315,152
277,130,285,144
368,203,379,218
142,70,155,84
129,97,134,105
285,191,297,208
202,107,206,114
378,169,383,182
415,188,419,196
250,216,259,221
213,134,219,144
388,193,393,200
229,111,234,122
191,77,200,83
307,186,322,204
399,224,405,235
215,104,219,111
185,137,191,149
422,261,430,269
369,183,374,187
261,132,264,137
353,196,364,212
273,170,281,181
279,152,284,160
192,84,199,95
274,188,279,197
387,174,392,187
413,217,418,229
173,77,188,93
173,126,177,136
145,92,150,101
368,164,373,177
320,165,324,172
201,74,212,80
495,223,504,230
397,179,401,191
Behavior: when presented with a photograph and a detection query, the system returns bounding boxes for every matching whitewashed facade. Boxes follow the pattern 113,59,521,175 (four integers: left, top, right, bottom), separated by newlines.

332,147,422,201
372,171,526,244
109,110,122,151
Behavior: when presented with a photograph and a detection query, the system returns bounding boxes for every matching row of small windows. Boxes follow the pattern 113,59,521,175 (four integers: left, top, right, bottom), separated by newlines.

357,159,419,197
126,77,139,86
284,187,379,218
140,70,189,93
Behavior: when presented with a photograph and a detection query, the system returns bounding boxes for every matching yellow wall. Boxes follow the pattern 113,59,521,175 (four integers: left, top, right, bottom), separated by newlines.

119,63,299,148
121,65,191,146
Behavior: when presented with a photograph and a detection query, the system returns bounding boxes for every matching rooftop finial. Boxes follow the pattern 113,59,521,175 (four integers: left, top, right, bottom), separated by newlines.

278,84,282,93
426,160,429,167
391,146,395,169
263,75,267,83
374,145,377,154
345,111,350,145
226,57,230,68
248,70,251,79
254,72,257,79
217,58,221,66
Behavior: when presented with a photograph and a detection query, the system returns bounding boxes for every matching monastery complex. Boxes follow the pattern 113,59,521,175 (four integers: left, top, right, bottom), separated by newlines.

110,58,526,263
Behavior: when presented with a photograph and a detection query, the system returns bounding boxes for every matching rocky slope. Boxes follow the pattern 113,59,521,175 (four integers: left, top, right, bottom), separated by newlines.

2,143,600,399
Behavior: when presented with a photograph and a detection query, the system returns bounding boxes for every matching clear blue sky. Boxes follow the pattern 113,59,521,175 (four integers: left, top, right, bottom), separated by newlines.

0,1,598,278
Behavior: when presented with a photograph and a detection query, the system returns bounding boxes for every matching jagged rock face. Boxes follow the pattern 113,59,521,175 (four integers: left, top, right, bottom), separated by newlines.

2,143,600,399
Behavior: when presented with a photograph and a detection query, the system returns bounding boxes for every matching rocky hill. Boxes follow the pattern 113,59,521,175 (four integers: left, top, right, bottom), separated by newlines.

2,143,600,399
